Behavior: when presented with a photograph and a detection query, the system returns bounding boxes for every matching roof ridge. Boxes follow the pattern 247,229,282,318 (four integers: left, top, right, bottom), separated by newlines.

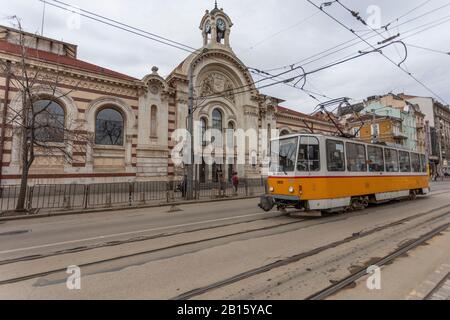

0,40,137,82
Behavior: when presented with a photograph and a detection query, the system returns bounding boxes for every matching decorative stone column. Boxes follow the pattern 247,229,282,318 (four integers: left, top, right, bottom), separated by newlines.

125,134,133,167
211,24,218,45
85,132,94,171
225,29,231,47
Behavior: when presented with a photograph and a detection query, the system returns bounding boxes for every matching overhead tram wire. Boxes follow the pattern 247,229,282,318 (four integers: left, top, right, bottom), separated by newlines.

239,10,321,56
296,10,450,70
335,0,410,72
306,0,449,106
382,0,433,30
39,0,321,102
399,14,450,42
405,43,450,56
41,0,449,105
41,0,448,107
196,41,405,101
263,1,450,73
350,0,434,33
253,7,450,112
39,0,193,53
39,1,261,86
336,13,450,63
322,12,450,76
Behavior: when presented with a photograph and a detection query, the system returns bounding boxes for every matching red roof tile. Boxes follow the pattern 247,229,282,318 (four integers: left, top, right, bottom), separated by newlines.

278,106,326,121
0,40,137,82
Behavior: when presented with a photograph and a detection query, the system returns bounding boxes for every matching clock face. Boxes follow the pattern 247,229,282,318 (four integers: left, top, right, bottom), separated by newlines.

217,18,226,31
205,21,211,34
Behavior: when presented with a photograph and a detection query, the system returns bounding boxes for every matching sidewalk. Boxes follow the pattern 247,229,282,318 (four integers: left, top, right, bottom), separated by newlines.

0,193,261,222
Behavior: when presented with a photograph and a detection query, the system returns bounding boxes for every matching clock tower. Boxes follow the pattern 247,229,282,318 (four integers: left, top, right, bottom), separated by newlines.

199,1,233,48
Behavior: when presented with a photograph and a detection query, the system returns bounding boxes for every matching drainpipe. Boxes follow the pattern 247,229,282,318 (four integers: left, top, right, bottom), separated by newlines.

0,61,11,185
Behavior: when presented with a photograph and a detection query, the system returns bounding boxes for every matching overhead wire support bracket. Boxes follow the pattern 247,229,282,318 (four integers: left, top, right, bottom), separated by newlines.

378,33,400,45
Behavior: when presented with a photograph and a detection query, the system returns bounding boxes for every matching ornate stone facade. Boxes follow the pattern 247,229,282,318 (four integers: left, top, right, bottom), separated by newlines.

0,6,338,186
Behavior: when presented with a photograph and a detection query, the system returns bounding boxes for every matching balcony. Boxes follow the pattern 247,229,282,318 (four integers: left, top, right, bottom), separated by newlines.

393,132,408,139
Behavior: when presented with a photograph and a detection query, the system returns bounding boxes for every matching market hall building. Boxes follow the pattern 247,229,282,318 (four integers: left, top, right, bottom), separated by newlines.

0,5,338,186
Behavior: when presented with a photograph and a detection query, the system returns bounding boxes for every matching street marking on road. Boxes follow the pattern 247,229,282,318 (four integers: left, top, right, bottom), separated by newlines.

0,212,277,255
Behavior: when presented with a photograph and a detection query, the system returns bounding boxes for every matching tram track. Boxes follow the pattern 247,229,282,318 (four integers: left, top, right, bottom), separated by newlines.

0,200,448,288
0,214,353,285
170,208,450,300
0,194,442,266
424,272,450,300
0,213,302,265
306,222,450,300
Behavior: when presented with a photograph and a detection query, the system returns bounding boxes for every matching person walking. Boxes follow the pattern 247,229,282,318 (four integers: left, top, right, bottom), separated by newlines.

232,172,239,194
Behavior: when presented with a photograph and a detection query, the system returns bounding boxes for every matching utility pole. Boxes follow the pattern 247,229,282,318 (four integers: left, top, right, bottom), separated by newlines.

186,48,208,200
371,108,377,143
186,62,195,200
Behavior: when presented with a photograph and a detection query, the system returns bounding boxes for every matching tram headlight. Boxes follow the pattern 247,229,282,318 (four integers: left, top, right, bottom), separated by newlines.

269,186,274,192
288,186,295,193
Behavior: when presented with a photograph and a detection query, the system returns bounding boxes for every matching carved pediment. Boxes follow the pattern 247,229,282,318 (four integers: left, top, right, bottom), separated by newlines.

200,72,235,103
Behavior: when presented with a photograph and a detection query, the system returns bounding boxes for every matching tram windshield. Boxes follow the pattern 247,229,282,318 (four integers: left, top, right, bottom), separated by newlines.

270,137,298,174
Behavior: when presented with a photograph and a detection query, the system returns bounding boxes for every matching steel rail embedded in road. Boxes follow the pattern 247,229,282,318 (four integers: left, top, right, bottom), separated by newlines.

171,208,450,300
306,222,450,300
0,215,321,285
1,194,444,266
423,271,450,300
0,212,294,265
1,202,449,288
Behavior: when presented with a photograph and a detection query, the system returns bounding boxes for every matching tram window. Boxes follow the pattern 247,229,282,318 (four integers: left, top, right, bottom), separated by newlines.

297,136,320,172
346,142,367,172
411,153,421,172
326,139,345,172
367,146,384,172
270,137,298,173
420,154,427,172
384,148,399,172
399,151,411,172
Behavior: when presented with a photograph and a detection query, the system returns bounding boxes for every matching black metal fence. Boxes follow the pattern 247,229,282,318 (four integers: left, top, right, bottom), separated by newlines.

0,178,267,214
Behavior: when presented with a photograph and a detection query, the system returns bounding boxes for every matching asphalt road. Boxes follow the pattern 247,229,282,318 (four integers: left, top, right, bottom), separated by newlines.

0,181,449,299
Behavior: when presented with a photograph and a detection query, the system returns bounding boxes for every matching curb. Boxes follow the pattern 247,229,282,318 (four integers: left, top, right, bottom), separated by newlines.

0,195,261,222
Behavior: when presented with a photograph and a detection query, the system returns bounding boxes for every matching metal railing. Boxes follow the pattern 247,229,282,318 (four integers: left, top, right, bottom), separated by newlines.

0,178,267,214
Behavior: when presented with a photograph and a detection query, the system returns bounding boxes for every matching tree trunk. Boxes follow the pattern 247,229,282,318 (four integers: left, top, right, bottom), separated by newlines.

16,119,30,212
15,164,29,212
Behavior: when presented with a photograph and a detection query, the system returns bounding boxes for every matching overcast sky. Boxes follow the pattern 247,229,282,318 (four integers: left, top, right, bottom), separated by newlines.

1,0,449,113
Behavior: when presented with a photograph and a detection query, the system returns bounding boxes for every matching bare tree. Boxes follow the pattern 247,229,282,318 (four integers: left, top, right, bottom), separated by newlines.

0,17,92,212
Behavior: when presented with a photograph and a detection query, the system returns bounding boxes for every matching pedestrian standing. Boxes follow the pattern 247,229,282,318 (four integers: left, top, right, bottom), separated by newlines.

232,172,239,194
180,175,187,199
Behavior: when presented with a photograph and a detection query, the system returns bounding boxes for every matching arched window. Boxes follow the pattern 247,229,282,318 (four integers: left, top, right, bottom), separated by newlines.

212,109,223,132
95,107,124,146
280,129,290,136
33,99,65,143
150,105,157,137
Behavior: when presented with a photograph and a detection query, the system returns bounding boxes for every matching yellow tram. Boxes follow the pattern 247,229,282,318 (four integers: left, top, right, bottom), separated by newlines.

259,134,430,213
